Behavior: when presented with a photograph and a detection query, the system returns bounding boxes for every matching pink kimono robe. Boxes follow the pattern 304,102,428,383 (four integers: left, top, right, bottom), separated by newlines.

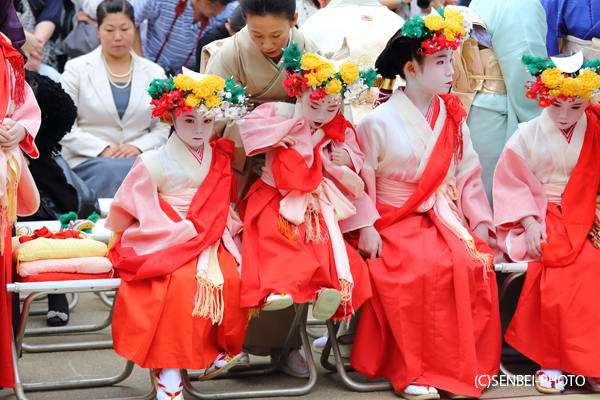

238,101,375,320
106,134,249,369
494,106,600,377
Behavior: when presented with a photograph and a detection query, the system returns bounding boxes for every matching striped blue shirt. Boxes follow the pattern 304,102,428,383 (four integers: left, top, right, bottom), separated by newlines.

133,0,237,72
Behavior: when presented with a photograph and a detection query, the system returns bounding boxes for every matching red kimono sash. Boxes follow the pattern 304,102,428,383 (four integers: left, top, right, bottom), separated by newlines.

270,113,351,192
541,105,600,267
0,35,24,121
374,94,466,232
110,138,235,281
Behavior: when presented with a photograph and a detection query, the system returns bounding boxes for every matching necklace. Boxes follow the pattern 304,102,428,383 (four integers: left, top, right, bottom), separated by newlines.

102,51,134,89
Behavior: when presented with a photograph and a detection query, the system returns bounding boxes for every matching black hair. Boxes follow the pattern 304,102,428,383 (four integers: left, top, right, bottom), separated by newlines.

310,0,320,9
375,29,425,80
96,0,135,27
241,0,296,22
229,5,246,33
24,71,77,157
209,0,236,5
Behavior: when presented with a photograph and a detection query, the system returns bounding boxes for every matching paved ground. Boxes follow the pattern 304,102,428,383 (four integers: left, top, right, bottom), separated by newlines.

1,293,598,400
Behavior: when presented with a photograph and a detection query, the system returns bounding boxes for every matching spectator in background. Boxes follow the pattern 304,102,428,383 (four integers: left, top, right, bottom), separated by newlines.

132,0,237,73
16,0,62,79
195,4,245,71
59,0,169,198
295,0,318,26
539,0,600,58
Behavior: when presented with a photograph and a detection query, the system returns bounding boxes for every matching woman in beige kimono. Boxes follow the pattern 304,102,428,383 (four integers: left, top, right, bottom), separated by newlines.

204,0,321,378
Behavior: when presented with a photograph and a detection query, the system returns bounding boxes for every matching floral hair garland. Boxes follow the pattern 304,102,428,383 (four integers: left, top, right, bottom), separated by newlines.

522,53,600,107
148,68,248,121
401,7,472,56
282,43,378,107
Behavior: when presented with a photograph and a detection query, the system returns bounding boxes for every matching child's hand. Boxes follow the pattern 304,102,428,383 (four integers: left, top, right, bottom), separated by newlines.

473,223,489,246
525,220,546,257
273,135,297,149
331,147,352,167
0,120,26,151
358,225,383,259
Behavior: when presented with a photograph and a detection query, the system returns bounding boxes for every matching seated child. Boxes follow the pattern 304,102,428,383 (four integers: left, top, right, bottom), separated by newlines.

0,30,41,390
494,51,600,394
238,43,377,322
349,10,501,399
105,68,250,398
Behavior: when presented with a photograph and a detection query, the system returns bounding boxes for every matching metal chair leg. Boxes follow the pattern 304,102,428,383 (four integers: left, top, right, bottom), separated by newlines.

11,334,29,400
321,320,393,392
22,360,135,392
19,290,115,353
497,272,525,379
182,303,318,399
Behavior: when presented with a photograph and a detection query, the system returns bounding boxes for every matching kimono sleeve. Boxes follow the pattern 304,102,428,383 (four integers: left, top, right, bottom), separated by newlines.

455,121,494,233
493,125,548,261
105,157,198,256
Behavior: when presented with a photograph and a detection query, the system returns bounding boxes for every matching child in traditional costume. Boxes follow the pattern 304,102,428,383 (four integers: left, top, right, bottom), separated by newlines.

494,51,600,394
350,9,501,399
106,68,250,398
238,44,376,323
0,32,40,389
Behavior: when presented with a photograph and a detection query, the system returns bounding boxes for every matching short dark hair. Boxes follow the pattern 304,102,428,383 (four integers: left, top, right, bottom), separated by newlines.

229,5,246,33
208,0,236,6
241,0,296,22
96,0,135,27
375,30,425,80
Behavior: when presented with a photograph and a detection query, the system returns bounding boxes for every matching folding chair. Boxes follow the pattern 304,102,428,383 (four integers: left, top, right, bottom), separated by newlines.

179,302,318,399
318,262,529,392
6,278,157,400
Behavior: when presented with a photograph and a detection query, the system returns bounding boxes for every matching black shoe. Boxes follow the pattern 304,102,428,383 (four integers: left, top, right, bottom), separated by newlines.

47,294,70,327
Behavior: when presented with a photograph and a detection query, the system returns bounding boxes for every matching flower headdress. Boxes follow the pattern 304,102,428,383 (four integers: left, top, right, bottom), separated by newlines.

401,7,472,56
522,51,600,107
282,43,378,107
148,67,249,121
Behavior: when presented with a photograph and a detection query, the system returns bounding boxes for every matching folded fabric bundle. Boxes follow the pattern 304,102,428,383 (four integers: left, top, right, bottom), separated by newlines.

12,226,111,277
17,257,114,277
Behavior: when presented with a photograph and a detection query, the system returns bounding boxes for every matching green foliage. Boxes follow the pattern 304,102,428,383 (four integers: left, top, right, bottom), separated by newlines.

283,43,303,72
148,77,176,100
224,78,246,104
521,54,556,76
401,16,432,39
360,69,378,88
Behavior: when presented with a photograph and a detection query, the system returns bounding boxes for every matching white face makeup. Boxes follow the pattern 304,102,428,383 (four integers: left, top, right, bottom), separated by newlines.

172,107,215,150
412,48,455,95
300,91,341,130
546,97,589,131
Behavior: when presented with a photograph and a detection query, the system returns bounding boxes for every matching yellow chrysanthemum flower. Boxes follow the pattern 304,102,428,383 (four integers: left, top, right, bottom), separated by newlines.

445,21,465,37
443,8,464,25
200,75,226,93
185,94,201,107
193,82,212,99
204,94,221,109
445,30,456,42
339,61,360,84
424,15,445,32
301,52,324,70
326,79,343,96
173,74,197,92
578,70,600,98
541,68,564,89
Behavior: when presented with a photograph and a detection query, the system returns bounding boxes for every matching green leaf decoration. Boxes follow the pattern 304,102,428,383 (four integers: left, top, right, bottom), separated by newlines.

521,54,556,76
401,16,432,39
283,43,303,72
360,68,378,88
148,77,176,100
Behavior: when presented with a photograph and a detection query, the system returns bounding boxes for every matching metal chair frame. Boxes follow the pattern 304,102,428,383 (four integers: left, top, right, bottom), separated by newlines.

6,279,155,400
317,262,529,392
